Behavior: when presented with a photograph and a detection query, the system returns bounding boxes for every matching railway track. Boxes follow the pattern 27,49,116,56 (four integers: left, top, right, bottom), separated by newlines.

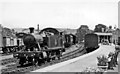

1,53,12,56
1,44,83,65
1,58,17,65
1,44,85,74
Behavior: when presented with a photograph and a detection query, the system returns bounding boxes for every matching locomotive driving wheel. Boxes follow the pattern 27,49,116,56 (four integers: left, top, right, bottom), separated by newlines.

19,61,24,66
56,49,62,60
19,57,26,66
57,54,61,60
34,55,40,66
32,58,37,66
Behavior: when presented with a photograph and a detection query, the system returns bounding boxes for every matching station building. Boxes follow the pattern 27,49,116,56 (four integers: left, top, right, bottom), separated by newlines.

95,32,112,43
95,29,120,44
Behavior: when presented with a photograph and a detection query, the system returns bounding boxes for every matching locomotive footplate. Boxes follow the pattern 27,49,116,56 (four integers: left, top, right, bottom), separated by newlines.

13,47,65,66
13,51,43,57
13,51,44,66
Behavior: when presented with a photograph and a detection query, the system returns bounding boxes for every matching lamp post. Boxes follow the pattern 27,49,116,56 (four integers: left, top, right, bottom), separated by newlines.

116,29,118,45
0,24,3,53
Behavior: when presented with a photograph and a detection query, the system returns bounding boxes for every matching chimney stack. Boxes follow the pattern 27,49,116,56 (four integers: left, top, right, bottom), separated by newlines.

29,27,34,33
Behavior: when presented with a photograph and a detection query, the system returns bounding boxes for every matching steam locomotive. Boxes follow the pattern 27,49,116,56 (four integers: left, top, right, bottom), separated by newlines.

13,27,66,66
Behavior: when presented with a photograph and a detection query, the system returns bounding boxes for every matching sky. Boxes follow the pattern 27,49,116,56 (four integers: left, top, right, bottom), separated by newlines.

0,0,119,30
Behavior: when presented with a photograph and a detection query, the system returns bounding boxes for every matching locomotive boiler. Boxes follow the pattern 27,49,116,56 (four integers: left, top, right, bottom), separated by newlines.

13,27,65,66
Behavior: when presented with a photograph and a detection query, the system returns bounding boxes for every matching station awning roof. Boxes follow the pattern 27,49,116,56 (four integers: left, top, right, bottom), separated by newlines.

95,32,112,36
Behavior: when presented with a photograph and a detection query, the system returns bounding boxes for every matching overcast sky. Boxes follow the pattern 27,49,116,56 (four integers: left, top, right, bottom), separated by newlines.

0,0,119,30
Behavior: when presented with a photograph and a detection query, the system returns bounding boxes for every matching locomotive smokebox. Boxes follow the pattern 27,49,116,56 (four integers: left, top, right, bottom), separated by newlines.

29,27,34,33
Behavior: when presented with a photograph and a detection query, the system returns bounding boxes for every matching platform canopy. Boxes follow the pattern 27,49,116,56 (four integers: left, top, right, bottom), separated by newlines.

95,32,112,36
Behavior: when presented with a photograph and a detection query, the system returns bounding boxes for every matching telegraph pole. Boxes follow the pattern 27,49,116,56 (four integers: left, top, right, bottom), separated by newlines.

0,24,3,53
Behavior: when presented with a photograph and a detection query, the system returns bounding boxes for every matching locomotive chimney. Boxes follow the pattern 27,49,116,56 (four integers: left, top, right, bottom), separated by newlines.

29,27,34,33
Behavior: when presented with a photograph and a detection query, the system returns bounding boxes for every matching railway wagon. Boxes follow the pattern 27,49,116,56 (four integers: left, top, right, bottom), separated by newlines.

0,25,25,54
64,34,77,48
84,33,99,53
13,27,65,66
2,37,18,47
2,36,24,54
3,37,11,47
2,36,24,53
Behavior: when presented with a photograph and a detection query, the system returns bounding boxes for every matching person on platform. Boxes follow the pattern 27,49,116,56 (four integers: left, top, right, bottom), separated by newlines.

112,52,117,67
113,51,118,65
107,52,114,70
115,45,120,65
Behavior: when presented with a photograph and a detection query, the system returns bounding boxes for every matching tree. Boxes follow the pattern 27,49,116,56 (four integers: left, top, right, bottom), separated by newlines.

76,25,92,43
94,24,107,32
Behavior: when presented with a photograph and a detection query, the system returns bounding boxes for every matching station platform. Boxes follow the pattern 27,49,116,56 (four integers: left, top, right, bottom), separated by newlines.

31,44,117,72
0,54,13,74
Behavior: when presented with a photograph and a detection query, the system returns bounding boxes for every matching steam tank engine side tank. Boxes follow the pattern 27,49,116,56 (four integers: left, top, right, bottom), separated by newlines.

84,33,99,53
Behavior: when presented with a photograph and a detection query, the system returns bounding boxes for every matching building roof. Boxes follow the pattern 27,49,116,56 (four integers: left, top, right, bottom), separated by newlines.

95,32,112,36
39,27,60,35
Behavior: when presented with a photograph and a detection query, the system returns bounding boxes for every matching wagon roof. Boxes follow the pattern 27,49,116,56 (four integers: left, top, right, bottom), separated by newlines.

39,27,77,35
39,27,60,35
